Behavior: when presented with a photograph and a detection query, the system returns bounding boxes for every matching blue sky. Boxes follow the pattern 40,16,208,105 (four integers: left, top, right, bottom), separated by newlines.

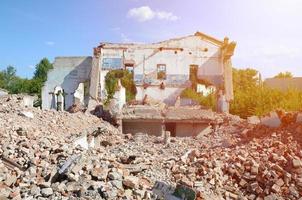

1,0,302,78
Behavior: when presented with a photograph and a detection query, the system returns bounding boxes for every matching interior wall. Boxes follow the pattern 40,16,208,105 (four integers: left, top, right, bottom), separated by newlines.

175,123,208,137
122,121,162,136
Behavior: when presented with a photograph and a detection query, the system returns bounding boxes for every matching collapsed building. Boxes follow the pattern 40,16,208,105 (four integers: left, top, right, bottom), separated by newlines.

42,32,236,137
42,31,236,112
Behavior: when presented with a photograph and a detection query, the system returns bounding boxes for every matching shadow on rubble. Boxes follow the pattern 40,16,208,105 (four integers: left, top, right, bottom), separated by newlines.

91,105,118,126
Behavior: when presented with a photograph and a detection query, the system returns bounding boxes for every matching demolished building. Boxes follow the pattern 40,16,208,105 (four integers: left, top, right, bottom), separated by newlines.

118,105,217,137
42,32,236,111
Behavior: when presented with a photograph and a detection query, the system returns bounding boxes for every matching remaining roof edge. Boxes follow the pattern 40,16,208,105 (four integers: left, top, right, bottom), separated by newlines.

55,56,92,59
98,31,225,48
194,31,224,46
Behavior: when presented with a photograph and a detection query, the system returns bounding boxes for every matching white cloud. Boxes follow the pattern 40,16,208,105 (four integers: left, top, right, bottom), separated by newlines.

45,41,55,46
28,65,35,69
156,11,179,21
127,6,179,22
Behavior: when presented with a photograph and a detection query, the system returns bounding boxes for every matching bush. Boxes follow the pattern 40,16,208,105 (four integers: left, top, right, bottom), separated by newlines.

180,88,216,110
230,68,302,118
104,70,137,104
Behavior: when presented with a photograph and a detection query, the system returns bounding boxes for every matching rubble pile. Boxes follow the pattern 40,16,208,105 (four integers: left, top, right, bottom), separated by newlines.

1,95,302,199
175,132,302,199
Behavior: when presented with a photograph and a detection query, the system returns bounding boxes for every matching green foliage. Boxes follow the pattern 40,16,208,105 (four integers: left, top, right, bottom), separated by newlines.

157,71,166,80
274,71,293,78
104,69,137,104
181,68,302,118
230,68,302,118
181,88,216,110
33,58,53,82
0,66,16,89
0,58,53,107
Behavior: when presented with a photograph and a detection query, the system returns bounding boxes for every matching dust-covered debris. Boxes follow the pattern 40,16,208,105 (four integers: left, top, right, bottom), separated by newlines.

1,95,302,199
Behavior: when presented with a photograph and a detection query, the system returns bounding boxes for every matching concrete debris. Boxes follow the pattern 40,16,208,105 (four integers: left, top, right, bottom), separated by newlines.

196,125,213,138
260,111,281,128
2,95,302,199
19,111,34,119
247,115,260,124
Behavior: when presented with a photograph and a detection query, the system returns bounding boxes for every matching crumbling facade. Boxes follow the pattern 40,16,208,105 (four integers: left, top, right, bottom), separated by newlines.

42,32,236,110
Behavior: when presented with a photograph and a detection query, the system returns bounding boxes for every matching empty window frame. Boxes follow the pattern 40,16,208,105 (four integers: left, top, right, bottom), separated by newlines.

157,64,166,80
125,64,134,77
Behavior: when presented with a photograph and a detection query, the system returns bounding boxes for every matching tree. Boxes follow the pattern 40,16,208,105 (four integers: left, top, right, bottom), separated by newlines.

232,68,259,91
30,58,53,95
230,68,302,118
274,71,293,78
0,71,5,89
3,66,17,88
33,58,53,82
230,68,260,118
0,58,53,97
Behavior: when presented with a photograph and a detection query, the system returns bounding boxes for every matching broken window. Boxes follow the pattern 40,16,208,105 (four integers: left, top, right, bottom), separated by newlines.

102,58,122,70
157,64,166,80
125,64,134,78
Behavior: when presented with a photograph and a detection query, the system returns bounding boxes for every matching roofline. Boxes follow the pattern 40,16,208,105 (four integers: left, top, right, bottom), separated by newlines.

97,31,227,49
194,31,224,46
55,56,92,59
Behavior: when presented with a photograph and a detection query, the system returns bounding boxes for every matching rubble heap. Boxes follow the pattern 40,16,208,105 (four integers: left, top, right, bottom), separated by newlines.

1,95,302,199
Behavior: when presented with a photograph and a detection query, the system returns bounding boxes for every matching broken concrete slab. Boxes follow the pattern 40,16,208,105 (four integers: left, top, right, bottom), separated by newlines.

196,125,212,138
260,112,281,128
19,111,34,119
123,176,139,189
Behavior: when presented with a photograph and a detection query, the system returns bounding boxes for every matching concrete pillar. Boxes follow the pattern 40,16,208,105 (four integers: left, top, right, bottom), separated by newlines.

89,56,100,100
117,119,123,133
164,131,171,145
161,123,165,137
224,58,233,102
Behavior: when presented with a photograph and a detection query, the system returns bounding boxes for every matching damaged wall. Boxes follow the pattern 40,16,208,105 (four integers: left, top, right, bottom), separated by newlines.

97,32,233,105
122,120,162,136
174,123,209,137
42,57,92,110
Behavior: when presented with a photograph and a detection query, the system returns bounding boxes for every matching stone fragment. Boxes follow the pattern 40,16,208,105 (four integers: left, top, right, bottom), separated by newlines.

19,111,34,119
91,167,108,181
110,180,123,190
251,165,259,175
108,171,122,180
41,188,53,197
247,116,260,124
30,185,40,196
4,174,17,187
275,178,284,187
271,184,280,193
292,159,302,168
260,112,281,128
123,176,139,189
239,179,247,187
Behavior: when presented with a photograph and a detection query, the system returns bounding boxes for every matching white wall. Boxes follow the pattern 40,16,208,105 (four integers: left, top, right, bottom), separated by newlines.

136,86,185,105
99,35,223,105
42,57,92,110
